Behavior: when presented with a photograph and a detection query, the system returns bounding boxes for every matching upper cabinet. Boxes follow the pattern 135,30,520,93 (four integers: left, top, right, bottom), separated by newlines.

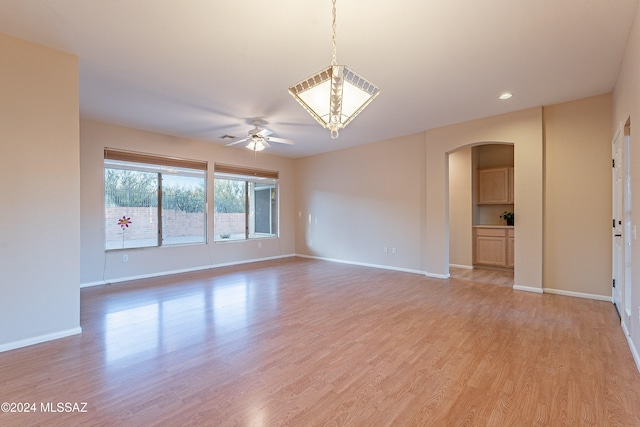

478,166,514,204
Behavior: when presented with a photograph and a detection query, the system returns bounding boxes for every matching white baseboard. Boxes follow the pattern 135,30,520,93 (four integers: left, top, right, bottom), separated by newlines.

622,322,640,373
543,287,612,302
513,284,544,294
80,280,108,288
0,326,82,353
425,272,450,279
81,254,296,288
295,254,427,276
208,254,296,270
449,264,473,270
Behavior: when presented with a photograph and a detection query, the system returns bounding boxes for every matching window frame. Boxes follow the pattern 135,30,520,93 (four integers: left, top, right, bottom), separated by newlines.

213,164,279,243
104,149,208,251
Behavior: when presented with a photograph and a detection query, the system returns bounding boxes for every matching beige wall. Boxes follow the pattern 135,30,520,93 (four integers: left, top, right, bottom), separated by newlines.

543,94,612,297
0,34,80,349
448,148,473,267
296,102,612,300
613,2,640,365
476,144,515,168
294,133,426,273
80,120,296,285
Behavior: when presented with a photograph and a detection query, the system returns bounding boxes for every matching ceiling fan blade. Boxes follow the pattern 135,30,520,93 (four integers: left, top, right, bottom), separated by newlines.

225,137,250,146
265,137,295,145
262,140,271,148
256,128,273,137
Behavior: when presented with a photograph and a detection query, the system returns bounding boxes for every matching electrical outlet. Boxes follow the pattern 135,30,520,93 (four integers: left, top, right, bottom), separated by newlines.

122,255,128,262
384,246,388,253
392,248,397,254
258,242,261,248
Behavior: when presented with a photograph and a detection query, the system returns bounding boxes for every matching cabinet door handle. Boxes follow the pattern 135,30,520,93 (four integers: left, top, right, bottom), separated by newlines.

615,234,622,237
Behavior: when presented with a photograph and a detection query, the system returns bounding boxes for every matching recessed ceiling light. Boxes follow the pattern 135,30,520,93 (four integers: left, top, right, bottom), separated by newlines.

499,93,513,100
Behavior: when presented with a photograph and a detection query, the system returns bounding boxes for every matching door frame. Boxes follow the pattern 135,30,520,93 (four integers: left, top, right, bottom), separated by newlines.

612,119,633,333
623,119,633,333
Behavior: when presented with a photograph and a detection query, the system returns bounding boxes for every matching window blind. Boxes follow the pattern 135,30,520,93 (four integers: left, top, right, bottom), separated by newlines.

214,163,278,179
104,148,207,171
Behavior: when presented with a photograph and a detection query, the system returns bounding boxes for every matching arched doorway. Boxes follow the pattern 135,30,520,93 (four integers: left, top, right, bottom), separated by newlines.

424,107,543,292
448,143,514,285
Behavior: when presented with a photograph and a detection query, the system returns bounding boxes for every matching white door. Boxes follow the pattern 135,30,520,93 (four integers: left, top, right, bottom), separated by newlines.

612,124,623,317
623,122,633,332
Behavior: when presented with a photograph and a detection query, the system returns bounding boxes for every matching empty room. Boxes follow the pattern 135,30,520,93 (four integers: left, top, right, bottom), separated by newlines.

2,0,640,425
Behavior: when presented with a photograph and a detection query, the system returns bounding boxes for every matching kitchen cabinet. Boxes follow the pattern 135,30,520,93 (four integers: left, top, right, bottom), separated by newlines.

478,166,514,204
473,226,514,269
506,228,515,268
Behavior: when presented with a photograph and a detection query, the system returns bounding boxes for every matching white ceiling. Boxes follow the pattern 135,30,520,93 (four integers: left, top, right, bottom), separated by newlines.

1,0,637,158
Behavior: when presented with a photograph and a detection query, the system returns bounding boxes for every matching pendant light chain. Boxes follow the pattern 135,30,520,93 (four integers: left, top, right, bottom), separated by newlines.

331,0,337,66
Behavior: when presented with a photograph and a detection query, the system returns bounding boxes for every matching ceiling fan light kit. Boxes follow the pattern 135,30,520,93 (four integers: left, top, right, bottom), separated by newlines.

246,140,266,151
225,120,295,152
288,0,380,139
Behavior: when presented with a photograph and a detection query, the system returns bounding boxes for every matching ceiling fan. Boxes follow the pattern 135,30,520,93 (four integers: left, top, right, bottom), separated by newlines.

225,120,295,152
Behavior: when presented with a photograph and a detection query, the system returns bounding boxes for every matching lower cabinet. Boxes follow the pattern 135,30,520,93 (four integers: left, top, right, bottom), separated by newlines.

473,226,514,269
506,229,514,268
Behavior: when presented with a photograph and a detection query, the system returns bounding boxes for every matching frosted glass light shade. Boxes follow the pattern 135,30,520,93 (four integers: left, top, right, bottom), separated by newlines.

247,140,266,151
289,65,380,138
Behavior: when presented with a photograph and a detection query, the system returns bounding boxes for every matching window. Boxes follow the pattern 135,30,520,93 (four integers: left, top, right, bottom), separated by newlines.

104,149,207,250
213,164,278,242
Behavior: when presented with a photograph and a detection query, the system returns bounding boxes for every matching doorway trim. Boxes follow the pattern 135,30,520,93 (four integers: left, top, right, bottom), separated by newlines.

612,118,633,333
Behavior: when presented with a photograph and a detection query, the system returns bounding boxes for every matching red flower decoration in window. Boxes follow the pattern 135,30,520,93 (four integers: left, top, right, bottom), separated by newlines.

118,216,132,229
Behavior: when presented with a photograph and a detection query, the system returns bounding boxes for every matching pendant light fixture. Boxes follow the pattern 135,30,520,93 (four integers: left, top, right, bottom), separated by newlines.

288,0,380,139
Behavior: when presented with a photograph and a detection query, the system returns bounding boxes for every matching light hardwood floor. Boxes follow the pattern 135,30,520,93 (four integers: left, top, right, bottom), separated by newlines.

449,266,515,288
1,258,639,426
